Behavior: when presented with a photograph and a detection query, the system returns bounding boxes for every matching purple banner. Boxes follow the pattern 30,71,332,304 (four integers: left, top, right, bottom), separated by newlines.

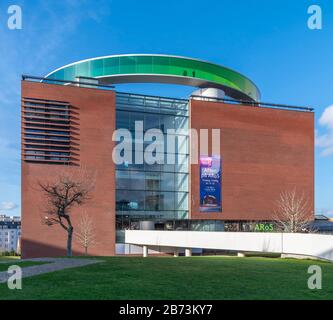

199,156,222,212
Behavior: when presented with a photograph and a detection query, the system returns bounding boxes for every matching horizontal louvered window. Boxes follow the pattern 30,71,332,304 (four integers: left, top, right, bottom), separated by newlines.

22,98,76,165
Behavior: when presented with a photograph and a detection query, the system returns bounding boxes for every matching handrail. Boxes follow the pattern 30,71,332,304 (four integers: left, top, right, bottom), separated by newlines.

22,75,115,90
191,95,314,112
22,75,314,112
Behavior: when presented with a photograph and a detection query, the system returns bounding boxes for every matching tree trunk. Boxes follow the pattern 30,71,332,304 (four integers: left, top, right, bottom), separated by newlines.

85,247,88,256
67,226,73,257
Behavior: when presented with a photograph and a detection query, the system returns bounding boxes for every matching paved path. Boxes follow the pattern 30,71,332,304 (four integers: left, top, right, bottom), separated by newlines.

0,258,103,283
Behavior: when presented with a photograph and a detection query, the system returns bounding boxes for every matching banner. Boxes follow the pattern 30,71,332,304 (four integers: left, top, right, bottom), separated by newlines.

199,156,222,212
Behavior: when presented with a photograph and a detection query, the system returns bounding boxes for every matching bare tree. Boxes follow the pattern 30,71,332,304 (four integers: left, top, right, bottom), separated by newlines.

75,212,97,256
39,168,95,256
274,189,314,233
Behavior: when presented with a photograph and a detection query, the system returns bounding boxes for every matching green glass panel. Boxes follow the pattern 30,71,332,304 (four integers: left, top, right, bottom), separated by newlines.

90,59,104,77
104,57,119,75
136,56,153,73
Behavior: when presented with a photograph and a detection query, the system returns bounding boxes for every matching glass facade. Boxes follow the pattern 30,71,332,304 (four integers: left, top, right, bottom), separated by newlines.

115,92,189,229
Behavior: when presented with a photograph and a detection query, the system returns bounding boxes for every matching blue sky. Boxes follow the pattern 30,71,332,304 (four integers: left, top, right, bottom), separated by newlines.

0,0,332,217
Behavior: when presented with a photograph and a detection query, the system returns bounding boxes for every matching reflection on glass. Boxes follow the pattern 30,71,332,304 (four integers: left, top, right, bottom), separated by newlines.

115,93,189,224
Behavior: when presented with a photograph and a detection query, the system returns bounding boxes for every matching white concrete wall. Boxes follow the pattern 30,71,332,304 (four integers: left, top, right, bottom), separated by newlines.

115,243,161,255
282,233,333,261
125,230,333,262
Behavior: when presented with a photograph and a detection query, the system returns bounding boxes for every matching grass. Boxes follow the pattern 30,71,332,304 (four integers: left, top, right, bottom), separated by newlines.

0,256,20,262
0,256,332,300
0,261,47,272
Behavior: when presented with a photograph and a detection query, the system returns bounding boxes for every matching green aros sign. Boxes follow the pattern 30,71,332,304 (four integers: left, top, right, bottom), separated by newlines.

254,223,274,232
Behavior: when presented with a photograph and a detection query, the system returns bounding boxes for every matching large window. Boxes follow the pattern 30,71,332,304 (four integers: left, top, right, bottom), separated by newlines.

115,93,189,224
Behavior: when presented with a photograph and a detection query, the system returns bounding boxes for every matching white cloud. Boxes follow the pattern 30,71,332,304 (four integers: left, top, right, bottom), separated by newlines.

316,105,333,156
0,201,18,211
319,105,333,129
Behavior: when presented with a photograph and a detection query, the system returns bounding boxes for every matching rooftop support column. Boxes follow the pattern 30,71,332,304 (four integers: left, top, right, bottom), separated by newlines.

143,245,148,258
173,248,179,257
185,248,192,257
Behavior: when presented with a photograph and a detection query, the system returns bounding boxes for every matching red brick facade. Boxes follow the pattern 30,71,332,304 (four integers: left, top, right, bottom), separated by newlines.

21,81,116,258
190,99,314,221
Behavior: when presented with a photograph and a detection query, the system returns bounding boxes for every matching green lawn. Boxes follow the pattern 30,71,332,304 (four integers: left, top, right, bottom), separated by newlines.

0,256,332,300
0,261,46,272
0,256,20,262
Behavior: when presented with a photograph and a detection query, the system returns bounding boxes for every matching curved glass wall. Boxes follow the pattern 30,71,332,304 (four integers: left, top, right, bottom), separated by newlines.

45,55,260,102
